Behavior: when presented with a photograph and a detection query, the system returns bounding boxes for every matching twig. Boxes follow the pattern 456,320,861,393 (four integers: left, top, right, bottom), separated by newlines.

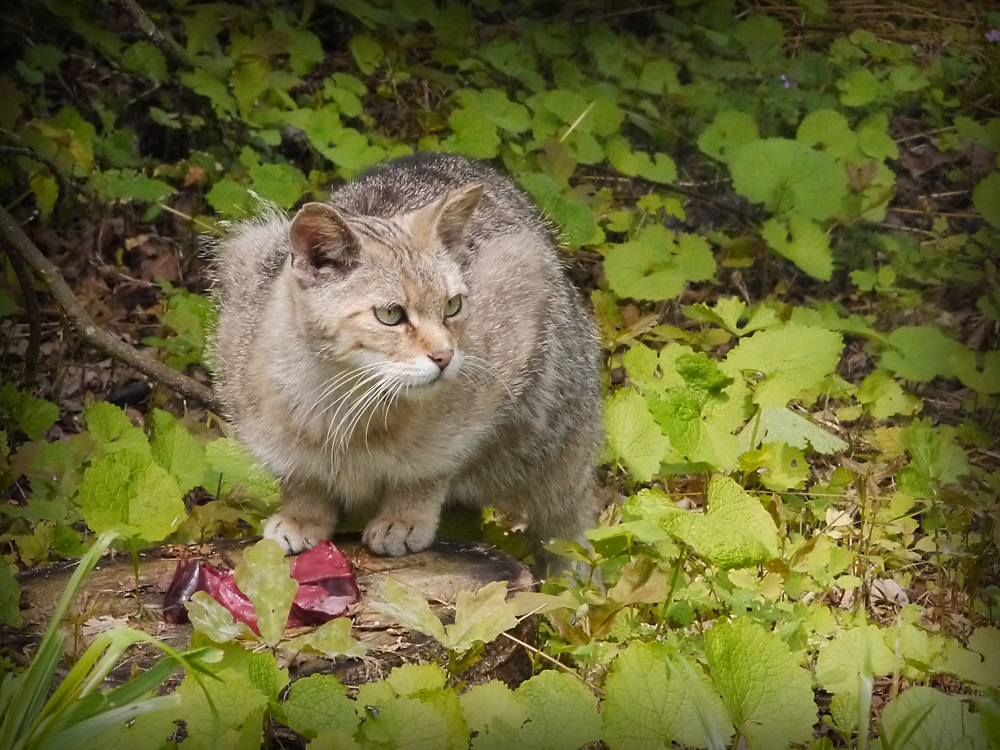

0,143,69,215
0,205,224,413
116,0,189,69
2,245,40,386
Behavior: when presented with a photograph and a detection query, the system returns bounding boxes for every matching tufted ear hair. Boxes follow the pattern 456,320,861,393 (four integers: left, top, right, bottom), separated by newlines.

432,182,484,249
289,203,359,282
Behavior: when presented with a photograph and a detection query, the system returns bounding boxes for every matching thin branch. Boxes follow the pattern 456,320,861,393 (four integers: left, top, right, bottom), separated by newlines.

0,205,224,413
116,0,189,69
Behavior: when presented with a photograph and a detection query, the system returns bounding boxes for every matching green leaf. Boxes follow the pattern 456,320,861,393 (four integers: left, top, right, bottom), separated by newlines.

89,169,174,204
518,172,603,248
602,641,732,750
281,617,367,659
461,680,527,744
705,617,817,750
880,326,963,382
186,591,257,643
350,35,383,75
604,225,715,301
897,419,969,497
278,674,358,740
738,442,810,492
797,109,857,160
857,370,922,419
179,68,237,115
761,214,834,280
636,59,680,94
737,405,847,454
951,348,1000,395
204,438,279,503
666,477,780,568
698,110,760,162
723,323,843,406
880,686,987,750
77,450,184,541
456,89,531,133
446,581,519,653
815,624,897,696
83,401,150,458
120,41,167,84
0,561,22,628
888,63,929,93
606,137,677,184
838,68,879,107
248,162,307,208
728,139,848,221
0,382,59,440
604,388,673,482
149,409,206,494
206,177,256,219
234,539,299,647
443,108,500,159
512,671,601,750
371,578,447,643
973,172,1000,229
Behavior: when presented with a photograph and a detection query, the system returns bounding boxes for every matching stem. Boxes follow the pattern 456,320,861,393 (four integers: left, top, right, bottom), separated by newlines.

0,206,224,412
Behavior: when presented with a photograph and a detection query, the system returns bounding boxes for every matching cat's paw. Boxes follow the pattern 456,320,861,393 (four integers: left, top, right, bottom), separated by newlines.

363,514,437,557
264,512,333,554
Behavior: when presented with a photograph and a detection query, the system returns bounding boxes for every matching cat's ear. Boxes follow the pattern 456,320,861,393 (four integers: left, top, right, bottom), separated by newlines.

433,182,484,249
289,203,358,281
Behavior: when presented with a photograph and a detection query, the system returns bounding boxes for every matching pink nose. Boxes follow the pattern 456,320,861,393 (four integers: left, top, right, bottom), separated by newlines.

429,348,454,370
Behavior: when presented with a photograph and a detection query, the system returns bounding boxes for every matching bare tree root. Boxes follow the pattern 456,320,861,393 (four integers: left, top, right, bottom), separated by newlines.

0,205,224,413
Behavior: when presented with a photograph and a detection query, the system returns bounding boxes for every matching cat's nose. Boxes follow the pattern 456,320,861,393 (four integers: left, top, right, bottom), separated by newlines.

428,348,454,370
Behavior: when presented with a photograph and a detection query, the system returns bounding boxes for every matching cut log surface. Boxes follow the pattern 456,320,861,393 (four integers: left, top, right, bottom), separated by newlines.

6,536,537,689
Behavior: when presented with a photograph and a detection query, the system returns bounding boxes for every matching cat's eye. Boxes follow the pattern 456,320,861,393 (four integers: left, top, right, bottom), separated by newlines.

444,294,463,318
374,304,406,326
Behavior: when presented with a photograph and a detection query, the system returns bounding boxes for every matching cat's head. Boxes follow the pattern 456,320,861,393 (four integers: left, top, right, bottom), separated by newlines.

285,183,483,390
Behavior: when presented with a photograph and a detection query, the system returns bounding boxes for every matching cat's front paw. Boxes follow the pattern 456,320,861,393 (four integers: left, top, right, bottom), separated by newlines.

363,514,437,557
264,512,333,554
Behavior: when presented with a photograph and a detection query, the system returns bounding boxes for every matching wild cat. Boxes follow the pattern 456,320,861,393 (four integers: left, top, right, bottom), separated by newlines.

211,152,602,565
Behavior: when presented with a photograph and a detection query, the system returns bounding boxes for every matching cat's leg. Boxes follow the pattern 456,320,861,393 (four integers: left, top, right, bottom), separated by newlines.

362,477,448,556
264,477,338,554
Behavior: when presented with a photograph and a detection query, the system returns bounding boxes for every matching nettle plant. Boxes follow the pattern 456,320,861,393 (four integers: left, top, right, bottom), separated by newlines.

2,0,999,748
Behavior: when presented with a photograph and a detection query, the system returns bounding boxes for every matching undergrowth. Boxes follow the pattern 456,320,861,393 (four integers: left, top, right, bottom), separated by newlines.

1,1,999,748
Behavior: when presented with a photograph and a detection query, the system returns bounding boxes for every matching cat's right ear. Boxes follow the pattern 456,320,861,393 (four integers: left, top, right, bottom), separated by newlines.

289,203,358,282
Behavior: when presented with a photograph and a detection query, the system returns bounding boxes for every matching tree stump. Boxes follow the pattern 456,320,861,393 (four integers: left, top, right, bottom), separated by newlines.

5,536,537,689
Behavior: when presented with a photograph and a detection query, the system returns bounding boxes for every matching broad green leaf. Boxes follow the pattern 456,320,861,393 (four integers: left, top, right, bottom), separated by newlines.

77,451,184,541
518,172,603,248
604,225,715,301
815,624,897,696
461,681,527,742
179,68,237,115
606,137,677,184
149,409,206,494
723,323,843,406
857,112,899,160
282,618,367,659
371,578,447,643
880,686,987,750
857,370,922,419
880,326,963,382
897,419,969,497
699,110,760,162
604,388,673,482
889,63,929,93
0,382,59,440
705,617,817,750
443,108,500,159
446,581,519,653
951,348,1000,394
83,402,151,457
186,591,257,643
350,35,383,75
636,59,680,94
456,89,530,132
838,68,879,107
516,671,601,750
666,477,780,568
248,162,307,208
234,539,299,647
120,41,167,84
761,214,833,281
602,641,732,750
737,405,847,454
0,561,22,628
204,438,279,503
278,674,359,739
206,177,256,219
728,139,848,221
973,172,1000,229
738,442,810,492
797,109,857,160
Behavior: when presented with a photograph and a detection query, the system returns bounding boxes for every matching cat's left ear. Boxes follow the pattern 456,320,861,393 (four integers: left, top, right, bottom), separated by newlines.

433,182,483,249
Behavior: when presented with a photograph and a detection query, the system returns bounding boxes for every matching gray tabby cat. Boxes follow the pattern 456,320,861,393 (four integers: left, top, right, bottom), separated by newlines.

211,152,601,565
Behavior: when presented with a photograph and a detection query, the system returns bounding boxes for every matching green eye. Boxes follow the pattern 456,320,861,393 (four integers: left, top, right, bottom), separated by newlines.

374,304,406,325
444,294,463,318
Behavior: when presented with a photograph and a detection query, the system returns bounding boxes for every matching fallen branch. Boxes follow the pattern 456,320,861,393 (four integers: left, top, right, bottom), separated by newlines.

0,205,224,413
116,0,191,69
